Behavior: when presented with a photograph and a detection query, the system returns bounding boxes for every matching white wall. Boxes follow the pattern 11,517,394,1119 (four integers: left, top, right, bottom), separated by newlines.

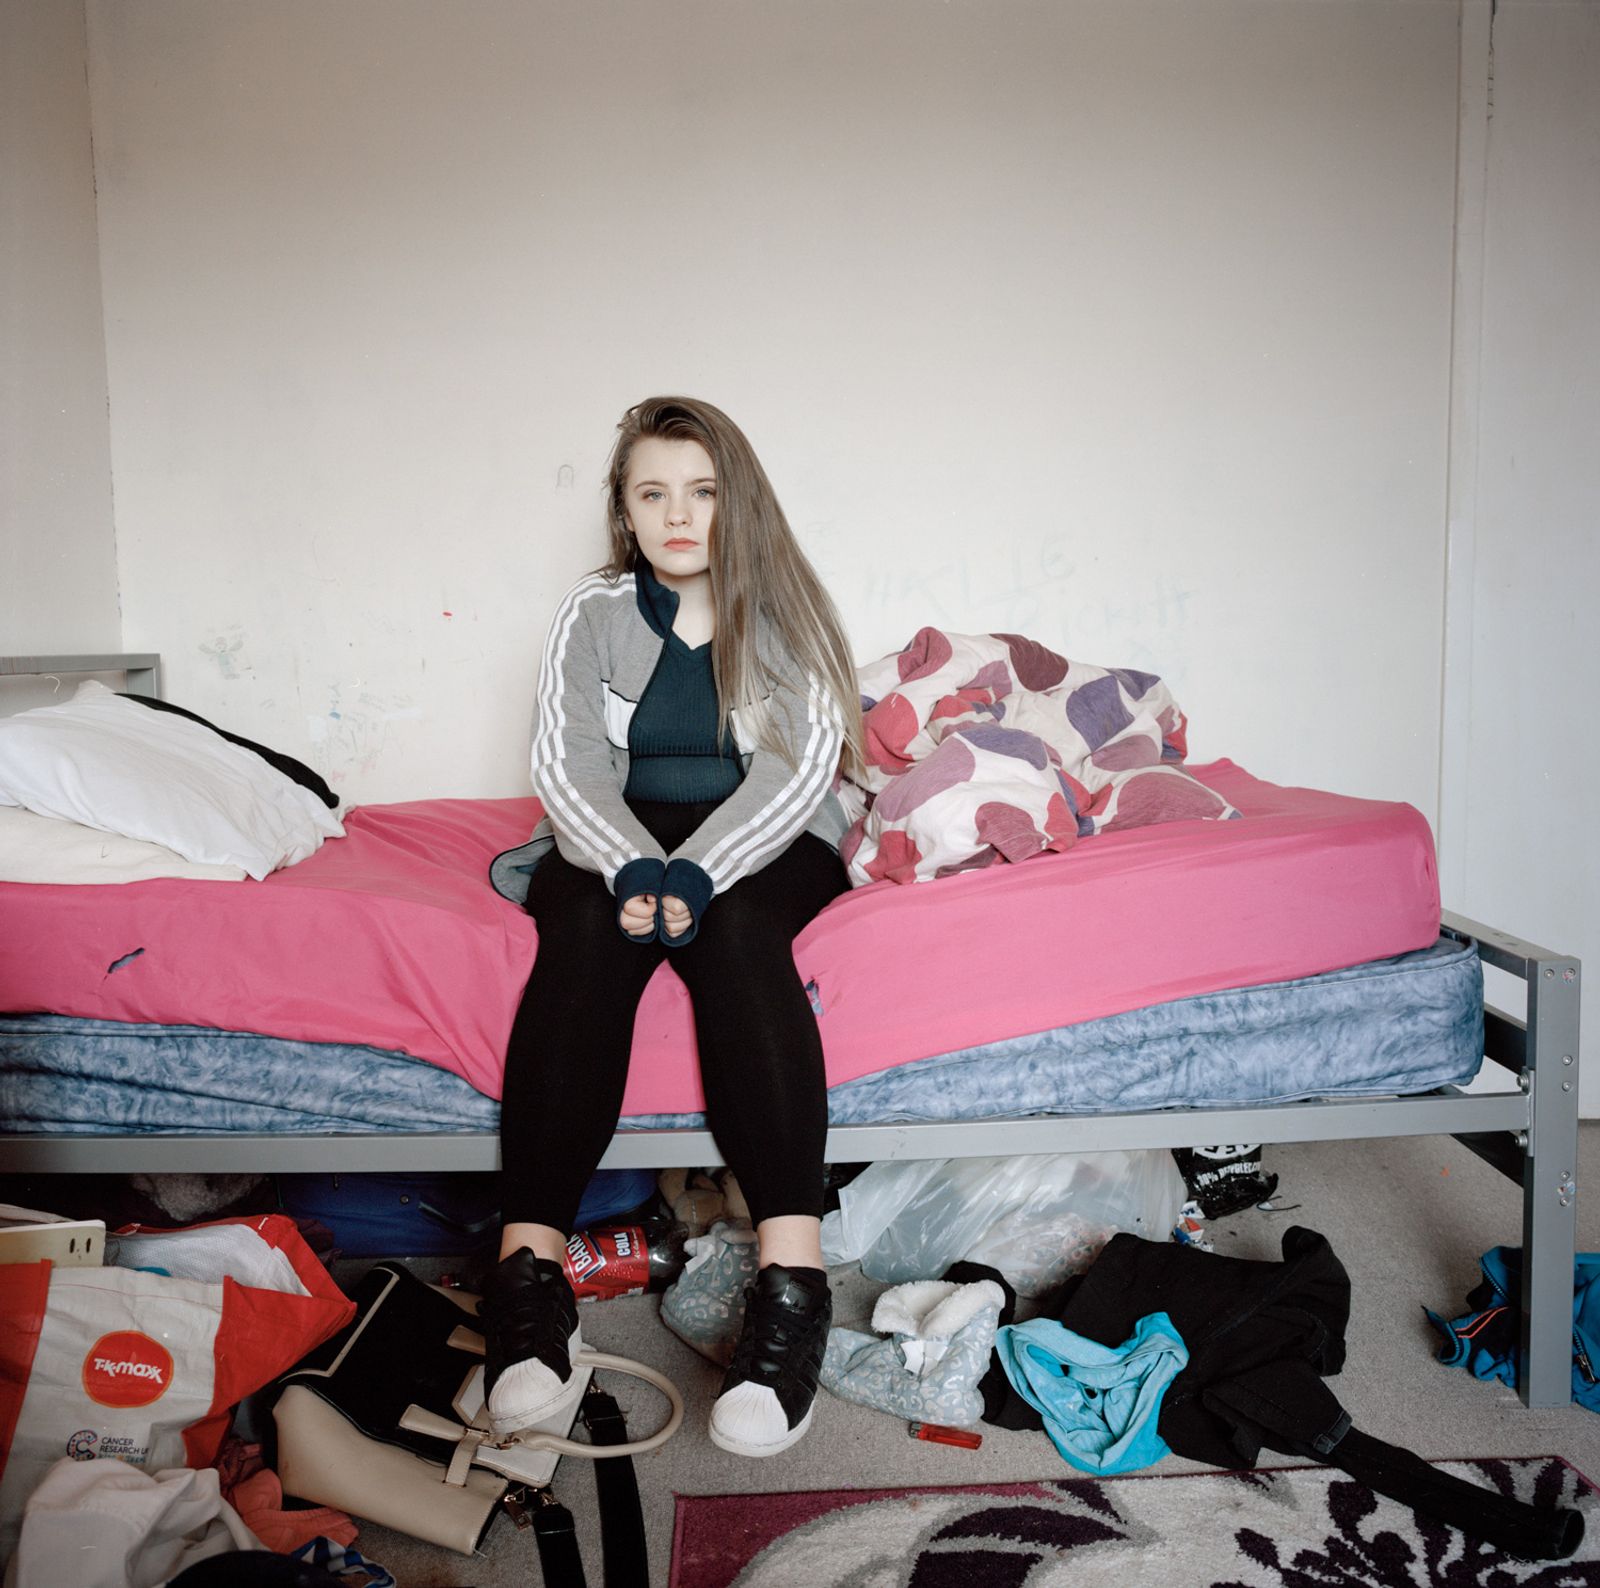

82,0,1459,818
19,2,1593,1099
0,0,118,662
1441,0,1600,1109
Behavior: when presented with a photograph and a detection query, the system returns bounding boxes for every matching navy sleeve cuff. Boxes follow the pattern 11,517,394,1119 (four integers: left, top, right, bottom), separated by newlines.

660,858,715,948
614,856,666,942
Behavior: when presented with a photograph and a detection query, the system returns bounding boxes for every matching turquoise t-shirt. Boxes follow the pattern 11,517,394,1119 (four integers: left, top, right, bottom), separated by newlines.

995,1311,1189,1475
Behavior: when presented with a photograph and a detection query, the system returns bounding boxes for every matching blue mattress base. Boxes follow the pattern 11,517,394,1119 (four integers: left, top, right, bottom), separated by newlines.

0,937,1483,1137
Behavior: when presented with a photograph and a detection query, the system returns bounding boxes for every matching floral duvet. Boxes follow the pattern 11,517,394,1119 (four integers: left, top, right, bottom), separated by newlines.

842,628,1238,886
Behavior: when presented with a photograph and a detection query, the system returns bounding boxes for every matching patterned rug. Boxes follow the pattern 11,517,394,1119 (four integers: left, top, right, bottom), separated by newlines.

670,1456,1600,1587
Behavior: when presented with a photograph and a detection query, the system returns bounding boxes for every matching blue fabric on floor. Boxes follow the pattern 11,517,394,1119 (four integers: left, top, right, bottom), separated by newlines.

996,1312,1188,1474
1427,1246,1600,1413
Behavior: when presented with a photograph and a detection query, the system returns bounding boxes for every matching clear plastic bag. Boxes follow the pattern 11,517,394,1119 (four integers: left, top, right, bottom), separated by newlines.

820,1150,1186,1297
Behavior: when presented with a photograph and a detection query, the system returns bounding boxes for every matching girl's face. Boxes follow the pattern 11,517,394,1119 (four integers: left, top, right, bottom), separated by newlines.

623,436,715,590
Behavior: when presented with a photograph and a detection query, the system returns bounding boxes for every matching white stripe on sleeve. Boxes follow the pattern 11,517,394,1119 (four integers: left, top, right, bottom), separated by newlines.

530,576,637,874
700,675,841,889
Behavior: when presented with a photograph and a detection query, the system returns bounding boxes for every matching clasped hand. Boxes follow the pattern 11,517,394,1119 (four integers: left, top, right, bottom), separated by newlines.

621,893,691,940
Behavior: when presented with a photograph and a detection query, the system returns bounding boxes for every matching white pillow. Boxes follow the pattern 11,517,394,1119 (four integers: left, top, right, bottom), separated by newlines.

0,682,344,880
0,806,248,884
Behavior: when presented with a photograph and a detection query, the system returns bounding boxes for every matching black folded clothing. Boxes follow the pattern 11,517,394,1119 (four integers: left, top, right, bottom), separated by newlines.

1059,1228,1583,1562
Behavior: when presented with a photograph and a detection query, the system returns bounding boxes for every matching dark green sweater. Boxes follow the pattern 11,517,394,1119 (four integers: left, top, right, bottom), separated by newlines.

623,562,742,804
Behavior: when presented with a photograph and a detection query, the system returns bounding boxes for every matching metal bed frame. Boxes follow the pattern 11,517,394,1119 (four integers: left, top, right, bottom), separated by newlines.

0,656,1583,1407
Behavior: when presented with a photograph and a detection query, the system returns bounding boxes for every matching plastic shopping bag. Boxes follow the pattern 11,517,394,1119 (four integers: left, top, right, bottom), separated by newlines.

820,1151,1186,1296
0,1215,353,1553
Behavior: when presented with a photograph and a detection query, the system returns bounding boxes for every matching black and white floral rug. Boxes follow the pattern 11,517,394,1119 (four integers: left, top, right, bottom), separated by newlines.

671,1457,1598,1587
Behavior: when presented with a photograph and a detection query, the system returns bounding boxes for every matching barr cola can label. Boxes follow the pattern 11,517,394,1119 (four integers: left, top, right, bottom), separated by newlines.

563,1225,651,1302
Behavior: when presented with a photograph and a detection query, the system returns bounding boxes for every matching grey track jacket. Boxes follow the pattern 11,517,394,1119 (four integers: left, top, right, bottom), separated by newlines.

489,572,849,935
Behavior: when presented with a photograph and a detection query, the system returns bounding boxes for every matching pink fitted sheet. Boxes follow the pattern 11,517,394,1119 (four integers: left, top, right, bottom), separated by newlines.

0,761,1439,1115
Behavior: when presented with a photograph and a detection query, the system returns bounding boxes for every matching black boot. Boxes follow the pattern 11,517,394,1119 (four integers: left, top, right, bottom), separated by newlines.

709,1264,831,1457
477,1249,583,1435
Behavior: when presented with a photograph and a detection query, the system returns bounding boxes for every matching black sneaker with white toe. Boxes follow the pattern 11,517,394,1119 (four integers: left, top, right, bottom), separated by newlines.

477,1249,583,1435
709,1264,832,1457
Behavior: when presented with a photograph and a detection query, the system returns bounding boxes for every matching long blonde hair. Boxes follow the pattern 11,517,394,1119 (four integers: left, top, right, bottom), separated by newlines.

599,396,865,779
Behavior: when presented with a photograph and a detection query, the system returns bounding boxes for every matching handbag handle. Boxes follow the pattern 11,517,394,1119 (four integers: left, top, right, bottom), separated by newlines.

400,1349,683,1464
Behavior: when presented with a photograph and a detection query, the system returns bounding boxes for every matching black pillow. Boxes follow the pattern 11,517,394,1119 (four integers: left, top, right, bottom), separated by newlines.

117,693,339,810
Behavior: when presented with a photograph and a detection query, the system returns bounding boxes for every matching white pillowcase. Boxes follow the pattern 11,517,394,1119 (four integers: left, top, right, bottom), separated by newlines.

0,806,248,884
0,681,344,880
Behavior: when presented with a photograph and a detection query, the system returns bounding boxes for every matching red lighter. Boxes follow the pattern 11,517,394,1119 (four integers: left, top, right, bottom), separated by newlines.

909,1421,983,1449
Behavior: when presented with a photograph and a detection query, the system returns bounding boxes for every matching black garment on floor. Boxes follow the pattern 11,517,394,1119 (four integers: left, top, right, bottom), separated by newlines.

988,1227,1582,1561
1055,1226,1351,1467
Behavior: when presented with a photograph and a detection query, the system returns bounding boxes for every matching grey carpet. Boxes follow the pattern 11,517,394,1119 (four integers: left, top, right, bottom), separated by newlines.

344,1125,1600,1586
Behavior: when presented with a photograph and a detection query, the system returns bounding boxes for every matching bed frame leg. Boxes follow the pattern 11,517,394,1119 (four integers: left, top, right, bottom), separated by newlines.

1518,953,1581,1408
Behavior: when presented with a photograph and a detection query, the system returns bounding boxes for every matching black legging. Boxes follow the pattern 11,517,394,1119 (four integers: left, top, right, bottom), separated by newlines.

499,799,850,1233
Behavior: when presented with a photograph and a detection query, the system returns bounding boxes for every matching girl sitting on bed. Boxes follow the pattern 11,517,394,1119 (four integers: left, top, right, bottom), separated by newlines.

481,395,865,1458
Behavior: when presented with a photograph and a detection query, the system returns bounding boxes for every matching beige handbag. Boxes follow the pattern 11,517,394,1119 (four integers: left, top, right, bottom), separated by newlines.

275,1261,680,1574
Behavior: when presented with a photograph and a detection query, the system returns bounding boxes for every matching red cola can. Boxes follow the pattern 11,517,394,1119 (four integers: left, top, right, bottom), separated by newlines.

562,1220,688,1302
